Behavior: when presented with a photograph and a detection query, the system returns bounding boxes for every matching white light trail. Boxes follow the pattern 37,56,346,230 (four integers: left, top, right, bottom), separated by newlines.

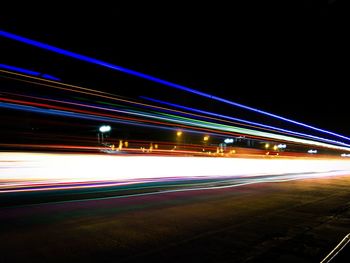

1,152,350,193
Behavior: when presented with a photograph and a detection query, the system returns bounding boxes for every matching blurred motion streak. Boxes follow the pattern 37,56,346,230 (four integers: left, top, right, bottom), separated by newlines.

1,30,349,142
1,70,350,151
1,153,350,194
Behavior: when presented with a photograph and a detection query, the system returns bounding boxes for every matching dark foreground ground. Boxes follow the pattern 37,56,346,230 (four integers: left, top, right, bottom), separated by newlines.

1,175,350,263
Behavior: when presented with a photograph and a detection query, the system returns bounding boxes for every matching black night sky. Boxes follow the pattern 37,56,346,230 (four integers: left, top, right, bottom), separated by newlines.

1,1,348,136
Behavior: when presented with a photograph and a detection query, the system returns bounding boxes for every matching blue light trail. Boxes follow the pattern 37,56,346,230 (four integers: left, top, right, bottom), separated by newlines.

41,74,61,81
0,63,61,81
0,101,174,132
0,63,40,76
140,96,350,148
1,30,349,142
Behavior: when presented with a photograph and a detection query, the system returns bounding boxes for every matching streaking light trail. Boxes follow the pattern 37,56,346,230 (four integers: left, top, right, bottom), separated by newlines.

1,152,350,193
1,97,350,152
0,63,40,76
3,69,343,150
140,96,350,147
0,63,61,81
2,70,349,152
1,30,349,142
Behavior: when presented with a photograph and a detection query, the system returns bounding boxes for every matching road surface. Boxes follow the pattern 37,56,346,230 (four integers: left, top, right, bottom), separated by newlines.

1,162,350,262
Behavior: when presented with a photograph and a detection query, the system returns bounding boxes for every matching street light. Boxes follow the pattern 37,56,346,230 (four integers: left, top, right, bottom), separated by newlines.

277,144,287,149
203,135,209,141
224,138,234,144
98,125,111,144
175,130,183,150
99,125,111,133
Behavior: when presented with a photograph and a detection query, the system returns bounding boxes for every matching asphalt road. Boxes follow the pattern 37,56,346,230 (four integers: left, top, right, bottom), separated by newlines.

1,174,350,263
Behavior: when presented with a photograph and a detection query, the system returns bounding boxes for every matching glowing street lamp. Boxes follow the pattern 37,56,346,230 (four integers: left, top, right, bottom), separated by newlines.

224,138,234,144
203,135,209,141
99,125,111,133
98,125,111,144
175,130,183,150
277,144,287,149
